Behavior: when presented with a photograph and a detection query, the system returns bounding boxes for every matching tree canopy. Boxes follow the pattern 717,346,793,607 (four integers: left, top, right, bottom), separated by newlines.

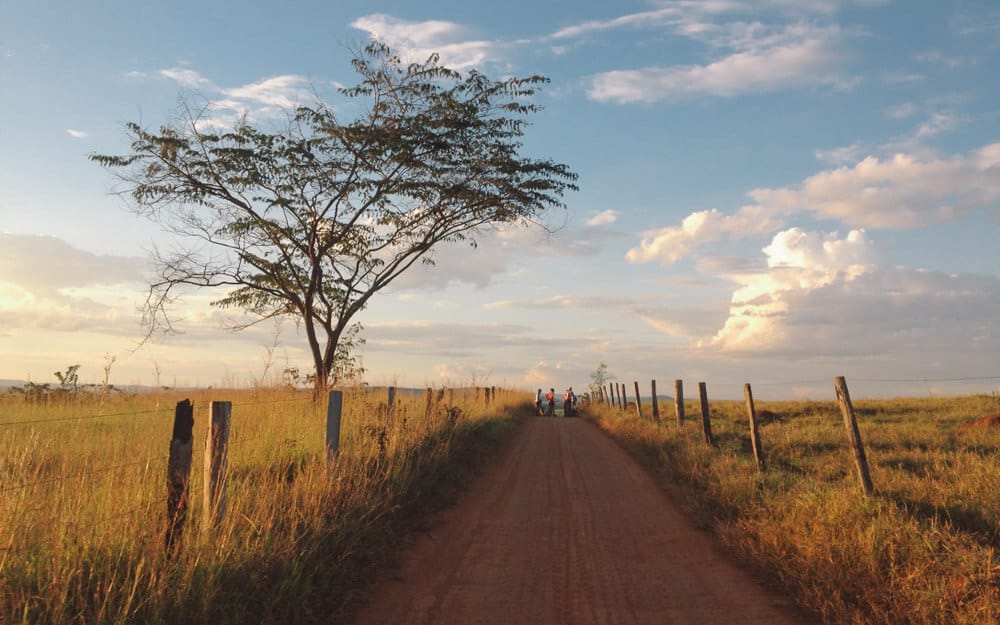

92,42,578,392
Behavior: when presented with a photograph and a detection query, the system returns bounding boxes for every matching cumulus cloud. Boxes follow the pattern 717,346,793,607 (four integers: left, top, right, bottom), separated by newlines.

626,206,781,265
748,143,1000,228
706,227,878,350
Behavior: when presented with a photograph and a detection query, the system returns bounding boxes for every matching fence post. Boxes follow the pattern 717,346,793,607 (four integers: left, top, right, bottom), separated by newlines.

326,390,343,465
619,383,627,410
605,384,612,406
203,400,231,533
744,383,765,471
834,376,874,496
165,399,194,553
386,386,396,423
698,382,713,445
633,381,643,420
651,379,660,422
674,379,684,426
424,387,433,419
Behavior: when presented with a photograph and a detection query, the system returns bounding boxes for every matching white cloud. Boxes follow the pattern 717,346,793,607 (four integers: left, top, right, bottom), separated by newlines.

626,206,781,265
585,209,618,227
66,129,88,139
749,143,1000,228
885,102,917,119
587,24,849,102
160,67,214,90
815,142,864,165
706,227,877,350
915,49,966,67
915,112,959,138
351,14,506,70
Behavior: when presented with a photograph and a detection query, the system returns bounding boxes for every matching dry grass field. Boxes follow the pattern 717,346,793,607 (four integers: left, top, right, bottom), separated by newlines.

0,386,526,625
589,393,1000,625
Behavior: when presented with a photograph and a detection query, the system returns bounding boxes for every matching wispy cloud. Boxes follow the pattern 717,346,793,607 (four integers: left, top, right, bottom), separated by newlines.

885,102,917,119
158,66,313,127
586,24,851,102
351,14,510,70
585,209,618,227
66,129,88,139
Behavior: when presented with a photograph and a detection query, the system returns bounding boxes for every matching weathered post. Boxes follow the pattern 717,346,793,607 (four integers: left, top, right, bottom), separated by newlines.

203,400,231,532
605,384,612,406
165,399,194,553
698,382,713,445
633,381,643,420
744,383,765,471
651,379,660,422
674,379,684,426
326,390,343,465
386,386,397,424
424,387,433,419
834,376,874,496
619,383,627,410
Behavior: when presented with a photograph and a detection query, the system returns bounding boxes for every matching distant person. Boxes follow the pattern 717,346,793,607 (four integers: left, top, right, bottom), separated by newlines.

545,388,555,416
536,388,544,415
563,387,576,416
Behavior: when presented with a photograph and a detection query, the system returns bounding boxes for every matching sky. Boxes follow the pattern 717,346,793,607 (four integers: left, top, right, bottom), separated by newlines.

1,0,998,400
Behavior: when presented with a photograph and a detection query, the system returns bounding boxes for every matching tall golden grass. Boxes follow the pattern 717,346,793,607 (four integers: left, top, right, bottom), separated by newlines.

588,393,1000,625
0,385,526,624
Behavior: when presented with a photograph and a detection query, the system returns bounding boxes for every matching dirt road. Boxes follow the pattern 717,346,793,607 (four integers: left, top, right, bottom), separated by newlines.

347,417,809,625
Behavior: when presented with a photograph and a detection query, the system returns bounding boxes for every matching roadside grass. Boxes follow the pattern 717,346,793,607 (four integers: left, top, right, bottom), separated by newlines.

0,386,525,625
587,394,1000,625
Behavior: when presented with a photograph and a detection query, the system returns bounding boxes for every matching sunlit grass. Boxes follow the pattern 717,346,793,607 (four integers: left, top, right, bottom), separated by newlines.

588,393,1000,625
0,385,526,624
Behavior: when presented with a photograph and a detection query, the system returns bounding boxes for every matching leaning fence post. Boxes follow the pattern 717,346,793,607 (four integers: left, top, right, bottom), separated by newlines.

165,399,194,553
698,382,713,445
326,390,343,464
834,376,874,495
424,387,433,419
744,383,765,471
674,379,684,426
619,383,627,410
203,400,231,533
633,381,643,420
651,379,660,422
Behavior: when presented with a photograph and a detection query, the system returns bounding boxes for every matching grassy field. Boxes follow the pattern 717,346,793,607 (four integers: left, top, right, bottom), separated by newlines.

0,386,527,625
587,393,1000,625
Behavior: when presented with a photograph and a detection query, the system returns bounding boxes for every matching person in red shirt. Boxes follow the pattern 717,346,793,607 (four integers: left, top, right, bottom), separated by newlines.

545,388,555,416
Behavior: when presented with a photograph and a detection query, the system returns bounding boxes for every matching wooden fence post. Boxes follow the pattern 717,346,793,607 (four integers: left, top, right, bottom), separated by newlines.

633,381,643,420
165,399,194,553
651,379,660,422
834,376,874,496
424,387,433,419
744,383,765,471
698,382,713,445
386,386,396,423
674,379,684,426
203,401,231,532
619,383,627,410
326,390,343,465
605,384,612,406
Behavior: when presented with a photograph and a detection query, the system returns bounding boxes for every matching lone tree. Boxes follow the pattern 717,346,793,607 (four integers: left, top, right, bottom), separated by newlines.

92,42,577,393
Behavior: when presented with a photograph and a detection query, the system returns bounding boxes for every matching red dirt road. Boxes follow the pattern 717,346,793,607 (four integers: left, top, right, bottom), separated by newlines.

347,417,809,625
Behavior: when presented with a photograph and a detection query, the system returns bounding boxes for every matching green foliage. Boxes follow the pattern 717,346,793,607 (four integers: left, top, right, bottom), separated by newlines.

91,42,577,391
589,361,612,397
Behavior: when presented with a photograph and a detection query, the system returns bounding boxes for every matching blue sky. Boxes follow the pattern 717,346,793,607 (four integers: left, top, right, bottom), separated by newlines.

1,0,998,399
